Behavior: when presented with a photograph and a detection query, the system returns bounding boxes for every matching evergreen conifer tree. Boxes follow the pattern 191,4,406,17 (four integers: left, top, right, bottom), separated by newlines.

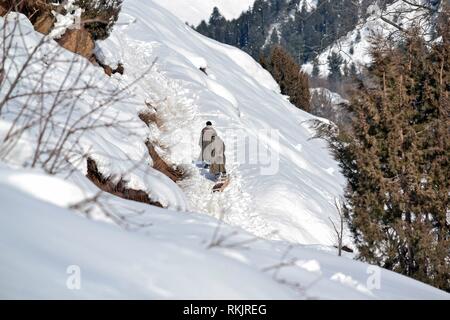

337,25,450,290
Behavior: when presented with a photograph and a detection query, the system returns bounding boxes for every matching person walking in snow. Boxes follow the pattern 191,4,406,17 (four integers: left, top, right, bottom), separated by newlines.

209,135,227,177
199,121,217,168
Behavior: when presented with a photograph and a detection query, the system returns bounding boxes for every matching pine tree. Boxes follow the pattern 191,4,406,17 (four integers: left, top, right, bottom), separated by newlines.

195,0,360,66
196,20,210,38
267,46,311,112
209,7,227,43
75,0,123,40
349,62,358,78
327,51,344,85
270,28,280,46
312,57,320,78
338,26,450,290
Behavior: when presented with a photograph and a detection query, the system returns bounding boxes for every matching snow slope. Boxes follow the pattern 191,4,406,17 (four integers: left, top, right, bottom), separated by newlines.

1,165,448,299
152,0,256,25
96,0,349,246
0,12,187,211
1,0,449,299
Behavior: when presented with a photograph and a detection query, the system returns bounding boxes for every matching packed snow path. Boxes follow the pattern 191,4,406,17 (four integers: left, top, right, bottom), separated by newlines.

95,25,273,239
179,162,276,239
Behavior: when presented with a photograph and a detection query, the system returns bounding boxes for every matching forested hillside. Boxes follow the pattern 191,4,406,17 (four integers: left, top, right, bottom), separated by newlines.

196,0,391,64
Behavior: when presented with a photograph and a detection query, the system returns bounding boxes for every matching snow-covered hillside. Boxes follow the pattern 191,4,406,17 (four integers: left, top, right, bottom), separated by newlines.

96,0,350,246
152,0,256,25
302,0,439,76
0,0,449,299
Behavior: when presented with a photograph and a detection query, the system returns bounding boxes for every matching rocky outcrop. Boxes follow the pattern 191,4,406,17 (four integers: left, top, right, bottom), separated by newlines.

34,13,55,34
33,12,54,35
57,29,95,60
86,157,163,208
114,63,124,75
145,140,184,183
2,1,95,61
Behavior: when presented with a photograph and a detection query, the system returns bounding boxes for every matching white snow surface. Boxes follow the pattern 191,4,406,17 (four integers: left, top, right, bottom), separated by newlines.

1,0,449,299
152,0,256,25
1,165,448,299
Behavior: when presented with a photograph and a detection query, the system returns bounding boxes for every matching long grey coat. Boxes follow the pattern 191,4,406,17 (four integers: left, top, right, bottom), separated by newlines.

199,126,217,163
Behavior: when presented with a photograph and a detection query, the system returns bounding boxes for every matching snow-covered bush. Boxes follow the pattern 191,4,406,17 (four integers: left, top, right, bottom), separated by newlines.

49,0,84,39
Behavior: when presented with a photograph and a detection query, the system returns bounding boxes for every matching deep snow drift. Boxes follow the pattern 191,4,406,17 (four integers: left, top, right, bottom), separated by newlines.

0,0,449,299
1,166,448,299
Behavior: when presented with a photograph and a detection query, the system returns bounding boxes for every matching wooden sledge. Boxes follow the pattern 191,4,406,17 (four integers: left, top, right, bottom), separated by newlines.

212,176,230,193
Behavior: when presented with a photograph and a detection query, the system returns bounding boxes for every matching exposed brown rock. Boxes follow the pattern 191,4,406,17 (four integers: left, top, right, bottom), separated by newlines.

93,54,125,77
139,111,162,128
114,63,124,75
33,13,54,35
145,140,184,183
88,54,98,65
103,65,113,76
86,157,163,208
0,3,8,17
57,28,95,60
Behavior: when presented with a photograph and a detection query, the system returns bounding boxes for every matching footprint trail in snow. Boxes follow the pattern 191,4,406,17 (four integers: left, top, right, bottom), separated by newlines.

178,163,277,240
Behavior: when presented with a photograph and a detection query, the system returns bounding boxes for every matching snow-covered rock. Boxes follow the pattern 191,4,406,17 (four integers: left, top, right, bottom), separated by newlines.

49,0,83,39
